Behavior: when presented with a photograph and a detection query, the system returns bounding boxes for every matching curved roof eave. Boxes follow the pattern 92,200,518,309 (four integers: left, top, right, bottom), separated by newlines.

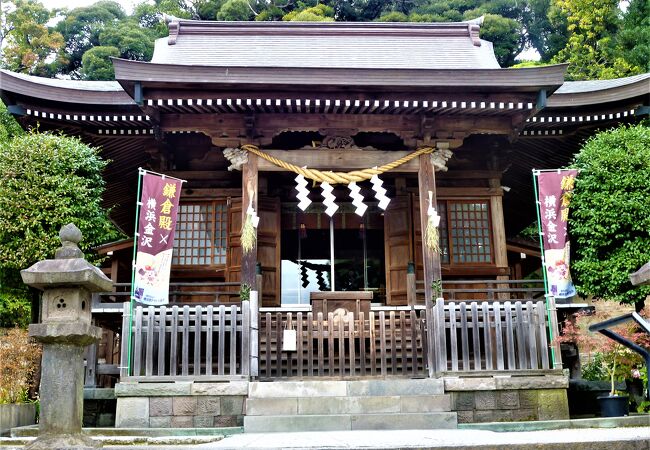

0,69,135,105
112,58,568,93
548,73,650,108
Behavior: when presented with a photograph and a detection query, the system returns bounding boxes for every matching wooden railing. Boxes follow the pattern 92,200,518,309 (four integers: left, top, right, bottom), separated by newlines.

120,302,251,381
416,279,546,304
92,281,241,312
258,308,428,379
106,280,553,382
432,298,551,373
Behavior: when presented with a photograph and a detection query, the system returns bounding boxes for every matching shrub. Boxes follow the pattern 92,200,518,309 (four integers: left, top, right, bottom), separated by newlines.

570,124,650,306
0,131,121,271
557,309,650,395
0,328,41,404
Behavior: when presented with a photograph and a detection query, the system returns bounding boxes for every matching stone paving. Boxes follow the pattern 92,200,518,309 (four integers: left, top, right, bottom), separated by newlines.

3,426,650,450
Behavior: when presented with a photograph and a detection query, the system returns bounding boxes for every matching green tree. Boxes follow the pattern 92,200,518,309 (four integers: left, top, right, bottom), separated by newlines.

217,0,254,20
0,103,29,327
80,45,119,80
99,21,156,61
55,1,126,77
0,102,24,143
617,0,649,73
478,13,523,67
570,124,650,308
0,0,65,76
551,0,637,80
133,0,194,36
283,4,335,21
0,132,121,271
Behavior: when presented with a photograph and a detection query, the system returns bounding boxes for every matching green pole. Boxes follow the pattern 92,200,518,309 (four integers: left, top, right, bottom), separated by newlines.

127,168,144,376
532,169,557,367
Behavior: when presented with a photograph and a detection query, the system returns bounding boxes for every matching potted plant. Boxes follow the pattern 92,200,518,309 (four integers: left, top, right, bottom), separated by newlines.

557,309,649,417
0,327,41,435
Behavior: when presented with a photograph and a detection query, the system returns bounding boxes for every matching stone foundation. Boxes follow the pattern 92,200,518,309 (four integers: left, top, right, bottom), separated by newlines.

444,374,570,423
114,381,247,428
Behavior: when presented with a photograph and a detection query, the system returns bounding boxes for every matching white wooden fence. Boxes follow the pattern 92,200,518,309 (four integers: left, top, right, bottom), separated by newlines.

432,298,551,372
117,297,552,381
120,302,251,381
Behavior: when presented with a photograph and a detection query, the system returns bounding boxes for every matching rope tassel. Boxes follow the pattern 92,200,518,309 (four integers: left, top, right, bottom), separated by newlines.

425,191,441,253
241,198,259,254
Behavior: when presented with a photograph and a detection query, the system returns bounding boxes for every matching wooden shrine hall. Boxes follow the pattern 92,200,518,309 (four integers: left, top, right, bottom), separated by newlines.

1,18,649,429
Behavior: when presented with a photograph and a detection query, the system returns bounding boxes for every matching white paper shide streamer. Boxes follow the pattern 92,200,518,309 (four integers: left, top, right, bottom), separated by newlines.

321,181,339,217
295,173,312,211
427,191,440,227
348,181,368,216
370,174,390,210
246,198,260,228
425,191,441,252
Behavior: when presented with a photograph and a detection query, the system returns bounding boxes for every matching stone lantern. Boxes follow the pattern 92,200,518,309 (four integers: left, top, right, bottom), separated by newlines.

21,223,113,450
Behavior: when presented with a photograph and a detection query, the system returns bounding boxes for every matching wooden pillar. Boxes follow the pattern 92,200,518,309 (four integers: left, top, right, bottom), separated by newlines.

418,153,442,307
419,151,442,377
241,154,258,289
406,262,417,307
489,178,510,299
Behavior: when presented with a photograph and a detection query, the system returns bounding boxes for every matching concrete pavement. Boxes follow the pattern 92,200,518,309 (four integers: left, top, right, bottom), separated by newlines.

4,426,649,450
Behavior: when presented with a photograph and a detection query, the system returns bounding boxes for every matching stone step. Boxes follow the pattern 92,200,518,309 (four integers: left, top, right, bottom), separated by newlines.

244,412,458,432
248,378,444,398
246,394,452,416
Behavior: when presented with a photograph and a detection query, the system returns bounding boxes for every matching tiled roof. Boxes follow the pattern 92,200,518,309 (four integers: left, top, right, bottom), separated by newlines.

150,20,501,70
0,70,123,91
555,73,650,94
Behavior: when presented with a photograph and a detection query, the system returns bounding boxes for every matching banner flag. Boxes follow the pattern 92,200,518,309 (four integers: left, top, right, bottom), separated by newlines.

133,173,183,305
537,169,578,299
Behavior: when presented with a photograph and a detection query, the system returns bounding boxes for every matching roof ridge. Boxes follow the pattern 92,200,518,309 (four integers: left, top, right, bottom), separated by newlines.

163,18,482,46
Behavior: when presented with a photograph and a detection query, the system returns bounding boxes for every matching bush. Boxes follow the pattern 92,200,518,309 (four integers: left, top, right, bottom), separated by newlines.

0,132,121,271
0,287,31,329
570,124,650,306
0,328,41,404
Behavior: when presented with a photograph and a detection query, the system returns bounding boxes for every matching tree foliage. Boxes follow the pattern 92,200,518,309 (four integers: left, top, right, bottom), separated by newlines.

0,0,65,76
0,132,121,270
551,0,643,80
570,124,650,306
54,1,126,77
81,45,120,80
617,0,650,73
1,0,646,79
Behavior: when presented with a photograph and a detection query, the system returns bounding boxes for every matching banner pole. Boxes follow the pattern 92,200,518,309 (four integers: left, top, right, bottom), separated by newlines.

532,169,559,369
127,168,145,377
138,167,187,183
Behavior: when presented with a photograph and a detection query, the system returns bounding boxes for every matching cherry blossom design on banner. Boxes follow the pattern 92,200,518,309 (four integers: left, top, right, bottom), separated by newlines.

537,169,578,299
133,173,183,305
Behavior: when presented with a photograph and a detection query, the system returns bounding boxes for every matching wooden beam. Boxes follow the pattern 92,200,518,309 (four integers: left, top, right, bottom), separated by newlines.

241,154,258,288
257,149,420,172
159,113,514,144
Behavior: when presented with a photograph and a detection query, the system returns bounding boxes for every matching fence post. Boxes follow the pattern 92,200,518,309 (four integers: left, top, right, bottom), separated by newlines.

241,300,250,376
119,301,130,378
249,290,259,378
407,262,417,306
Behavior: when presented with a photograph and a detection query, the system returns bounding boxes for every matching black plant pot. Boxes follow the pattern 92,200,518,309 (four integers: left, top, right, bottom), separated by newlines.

597,394,629,417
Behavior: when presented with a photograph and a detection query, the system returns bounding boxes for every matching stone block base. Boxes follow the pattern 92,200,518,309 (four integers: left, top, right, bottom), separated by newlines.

114,381,247,428
444,374,570,424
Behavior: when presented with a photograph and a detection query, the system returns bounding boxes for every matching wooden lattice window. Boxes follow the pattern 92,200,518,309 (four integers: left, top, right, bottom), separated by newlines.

438,200,493,265
172,201,227,266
